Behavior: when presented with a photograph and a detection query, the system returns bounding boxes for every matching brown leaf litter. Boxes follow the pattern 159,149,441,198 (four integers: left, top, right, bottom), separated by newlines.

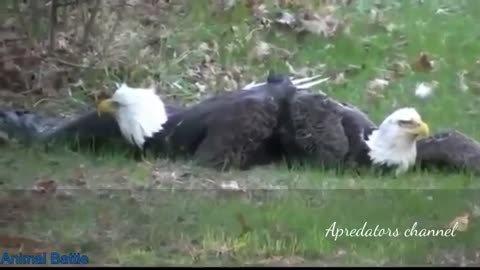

33,178,58,195
0,21,83,110
458,70,469,92
411,52,434,72
0,188,69,226
0,234,54,254
366,78,390,107
248,39,293,63
31,177,78,202
298,11,346,38
385,59,412,80
255,1,350,39
447,212,469,232
69,164,88,187
256,255,305,266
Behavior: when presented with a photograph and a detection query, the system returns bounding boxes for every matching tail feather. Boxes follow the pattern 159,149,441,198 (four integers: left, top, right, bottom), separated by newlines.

295,77,330,89
290,74,325,86
0,109,62,143
242,74,329,91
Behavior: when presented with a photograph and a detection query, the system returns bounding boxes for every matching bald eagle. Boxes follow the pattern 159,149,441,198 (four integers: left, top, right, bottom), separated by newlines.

284,90,430,175
97,83,169,148
1,74,479,175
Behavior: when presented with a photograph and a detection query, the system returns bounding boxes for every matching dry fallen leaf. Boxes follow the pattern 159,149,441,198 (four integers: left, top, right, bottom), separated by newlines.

335,248,348,258
71,164,87,186
367,78,390,92
412,52,434,72
319,4,338,15
252,3,268,18
197,42,210,53
435,7,451,15
332,72,347,85
33,178,58,194
0,234,50,254
251,41,272,61
56,33,70,53
218,73,238,92
346,178,357,188
275,10,296,27
286,61,310,77
215,0,237,12
221,180,240,190
384,23,399,33
458,70,469,92
447,212,469,232
258,256,305,266
415,81,438,99
56,189,75,201
386,60,411,80
369,8,385,25
366,78,389,106
300,14,341,38
195,82,207,93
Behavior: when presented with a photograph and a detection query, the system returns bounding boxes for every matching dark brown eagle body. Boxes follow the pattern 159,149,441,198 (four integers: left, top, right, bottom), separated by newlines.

416,130,480,175
144,79,297,170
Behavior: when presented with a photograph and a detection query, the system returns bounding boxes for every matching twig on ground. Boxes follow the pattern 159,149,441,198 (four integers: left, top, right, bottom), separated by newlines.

46,57,102,70
172,50,194,65
33,98,59,108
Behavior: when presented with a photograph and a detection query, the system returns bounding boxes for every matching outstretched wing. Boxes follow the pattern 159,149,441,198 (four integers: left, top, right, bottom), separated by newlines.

416,130,480,175
0,109,62,143
0,104,183,153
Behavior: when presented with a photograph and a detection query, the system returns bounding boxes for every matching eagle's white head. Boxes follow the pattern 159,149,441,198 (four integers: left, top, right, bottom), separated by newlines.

97,83,168,149
365,107,430,175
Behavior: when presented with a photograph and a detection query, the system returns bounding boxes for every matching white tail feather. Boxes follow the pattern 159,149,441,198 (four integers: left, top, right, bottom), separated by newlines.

242,75,329,91
243,81,261,90
295,77,330,89
290,74,325,85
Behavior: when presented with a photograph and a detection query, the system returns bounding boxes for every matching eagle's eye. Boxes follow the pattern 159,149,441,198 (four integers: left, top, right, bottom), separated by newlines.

397,119,417,127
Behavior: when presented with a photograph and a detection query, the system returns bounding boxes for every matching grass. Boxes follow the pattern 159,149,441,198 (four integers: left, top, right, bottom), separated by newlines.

1,0,480,266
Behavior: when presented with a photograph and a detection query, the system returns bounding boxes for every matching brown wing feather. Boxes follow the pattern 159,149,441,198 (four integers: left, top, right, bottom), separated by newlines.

287,92,350,167
155,81,297,170
193,96,279,170
416,130,480,174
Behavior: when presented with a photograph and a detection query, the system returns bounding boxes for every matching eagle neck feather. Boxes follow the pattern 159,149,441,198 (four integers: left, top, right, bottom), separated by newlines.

364,128,417,175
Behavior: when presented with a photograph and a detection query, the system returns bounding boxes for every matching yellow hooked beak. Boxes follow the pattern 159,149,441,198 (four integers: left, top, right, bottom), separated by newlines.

408,120,430,139
97,98,116,116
